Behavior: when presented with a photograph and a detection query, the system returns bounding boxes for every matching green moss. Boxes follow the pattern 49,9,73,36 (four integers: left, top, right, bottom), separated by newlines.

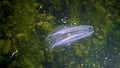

0,0,120,68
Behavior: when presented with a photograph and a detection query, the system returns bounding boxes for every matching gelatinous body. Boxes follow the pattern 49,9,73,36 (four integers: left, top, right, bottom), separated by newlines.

46,25,94,49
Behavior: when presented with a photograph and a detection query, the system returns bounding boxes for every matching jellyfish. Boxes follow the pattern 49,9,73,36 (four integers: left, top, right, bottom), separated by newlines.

46,25,94,49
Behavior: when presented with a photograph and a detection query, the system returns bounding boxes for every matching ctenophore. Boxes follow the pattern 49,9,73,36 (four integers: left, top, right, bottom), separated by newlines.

46,25,94,49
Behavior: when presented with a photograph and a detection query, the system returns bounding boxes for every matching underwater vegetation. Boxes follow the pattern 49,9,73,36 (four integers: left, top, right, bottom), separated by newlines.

0,0,120,68
46,25,94,49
